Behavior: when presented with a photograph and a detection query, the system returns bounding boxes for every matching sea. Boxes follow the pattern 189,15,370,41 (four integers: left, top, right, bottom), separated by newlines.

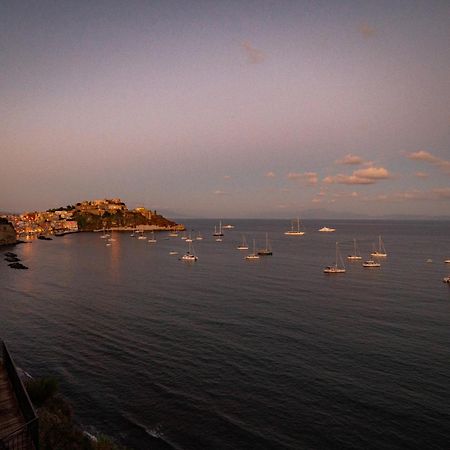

1,219,450,450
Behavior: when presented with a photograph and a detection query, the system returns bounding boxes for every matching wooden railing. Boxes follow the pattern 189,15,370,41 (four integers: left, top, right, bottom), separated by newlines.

0,342,38,450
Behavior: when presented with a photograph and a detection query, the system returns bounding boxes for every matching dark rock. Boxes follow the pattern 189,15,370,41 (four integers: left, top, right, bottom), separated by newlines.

8,262,28,269
5,257,20,262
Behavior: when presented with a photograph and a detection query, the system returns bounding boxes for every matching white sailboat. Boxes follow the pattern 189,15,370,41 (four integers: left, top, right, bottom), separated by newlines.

100,227,110,239
257,233,272,256
213,220,224,237
137,228,147,240
323,242,346,273
347,238,362,260
284,218,305,236
237,235,249,250
181,241,198,261
246,239,260,260
196,232,203,241
148,231,157,243
371,235,387,257
186,232,193,243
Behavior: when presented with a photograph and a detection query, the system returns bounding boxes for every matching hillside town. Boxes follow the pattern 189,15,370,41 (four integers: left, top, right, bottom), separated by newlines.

0,198,183,244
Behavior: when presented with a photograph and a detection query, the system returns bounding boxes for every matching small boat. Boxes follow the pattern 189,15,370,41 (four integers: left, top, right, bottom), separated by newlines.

37,235,52,240
213,221,224,237
319,226,335,232
106,241,112,247
180,232,187,240
223,224,234,229
186,232,193,243
181,242,198,261
215,237,223,242
363,260,380,268
257,233,272,256
196,232,203,241
347,238,362,260
371,235,387,257
107,231,116,242
426,259,433,263
148,231,157,243
284,218,305,236
324,242,346,273
237,235,249,250
169,232,179,237
445,260,450,264
137,228,147,240
169,251,179,255
100,228,110,239
246,239,260,260
443,276,450,283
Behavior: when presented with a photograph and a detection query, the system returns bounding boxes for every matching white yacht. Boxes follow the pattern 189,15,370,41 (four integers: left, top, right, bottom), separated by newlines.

363,260,380,268
319,226,336,232
181,241,198,261
223,224,234,229
323,242,346,273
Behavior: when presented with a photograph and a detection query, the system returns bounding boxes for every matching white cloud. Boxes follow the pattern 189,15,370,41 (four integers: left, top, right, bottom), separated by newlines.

407,150,450,174
324,166,390,185
336,154,364,165
287,171,318,185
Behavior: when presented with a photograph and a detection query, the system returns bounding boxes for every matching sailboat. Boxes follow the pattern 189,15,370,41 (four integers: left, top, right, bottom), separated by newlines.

148,231,157,243
137,227,147,240
100,227,110,239
371,235,387,257
213,221,224,237
347,238,362,260
196,232,203,241
323,242,346,273
237,235,249,250
319,226,336,232
246,239,260,260
181,241,198,261
186,232,193,243
107,230,116,242
284,218,305,236
257,233,272,256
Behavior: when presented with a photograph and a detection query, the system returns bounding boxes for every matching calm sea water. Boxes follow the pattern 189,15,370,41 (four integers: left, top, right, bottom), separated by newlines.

1,220,450,449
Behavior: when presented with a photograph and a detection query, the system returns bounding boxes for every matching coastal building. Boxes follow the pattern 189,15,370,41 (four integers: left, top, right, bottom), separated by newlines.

0,218,17,245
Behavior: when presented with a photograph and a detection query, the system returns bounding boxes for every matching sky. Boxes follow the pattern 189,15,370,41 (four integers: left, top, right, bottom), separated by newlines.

1,0,449,218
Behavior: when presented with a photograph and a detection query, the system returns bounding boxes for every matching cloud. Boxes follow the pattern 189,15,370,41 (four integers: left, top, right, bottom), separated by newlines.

241,41,266,64
336,154,364,165
359,22,376,38
266,171,276,178
324,166,390,185
407,150,450,173
287,171,318,185
375,187,450,202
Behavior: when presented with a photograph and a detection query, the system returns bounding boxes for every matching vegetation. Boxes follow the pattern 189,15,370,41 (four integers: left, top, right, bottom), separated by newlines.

26,377,129,450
